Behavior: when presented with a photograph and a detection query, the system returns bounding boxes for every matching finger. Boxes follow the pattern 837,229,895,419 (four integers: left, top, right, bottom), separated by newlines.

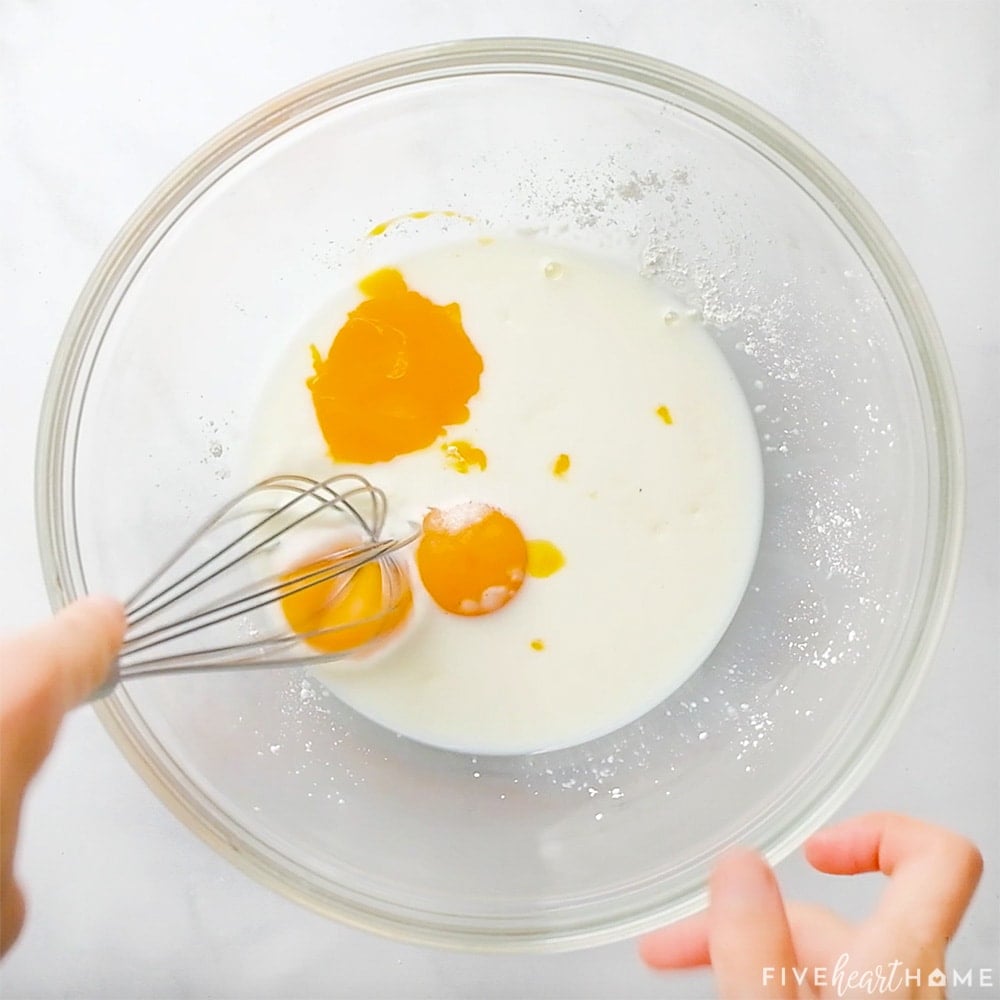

708,849,799,1000
1,596,126,794
0,598,125,952
784,901,852,971
0,880,25,957
639,911,710,968
4,595,126,712
805,812,983,942
0,597,125,957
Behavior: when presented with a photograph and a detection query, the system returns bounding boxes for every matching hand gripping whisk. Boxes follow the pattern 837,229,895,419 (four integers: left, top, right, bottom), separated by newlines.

95,473,418,696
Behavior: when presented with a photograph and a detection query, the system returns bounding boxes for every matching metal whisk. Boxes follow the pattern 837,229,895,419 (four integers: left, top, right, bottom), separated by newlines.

96,473,419,696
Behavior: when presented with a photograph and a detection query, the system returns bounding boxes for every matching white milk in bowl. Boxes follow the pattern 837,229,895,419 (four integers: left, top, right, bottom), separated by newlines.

248,237,763,755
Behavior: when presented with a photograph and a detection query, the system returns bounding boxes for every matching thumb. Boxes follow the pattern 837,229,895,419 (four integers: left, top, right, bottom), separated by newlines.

1,596,125,956
708,849,800,999
1,594,126,788
4,595,126,713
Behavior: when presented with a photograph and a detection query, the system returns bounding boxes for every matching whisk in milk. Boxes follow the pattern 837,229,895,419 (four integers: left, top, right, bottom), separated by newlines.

93,474,418,697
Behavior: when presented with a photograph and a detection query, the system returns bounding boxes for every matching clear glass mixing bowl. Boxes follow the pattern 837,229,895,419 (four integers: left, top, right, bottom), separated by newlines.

36,40,963,951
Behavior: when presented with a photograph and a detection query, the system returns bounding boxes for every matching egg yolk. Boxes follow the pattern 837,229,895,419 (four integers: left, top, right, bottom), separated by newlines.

415,503,528,616
279,558,412,654
307,268,483,463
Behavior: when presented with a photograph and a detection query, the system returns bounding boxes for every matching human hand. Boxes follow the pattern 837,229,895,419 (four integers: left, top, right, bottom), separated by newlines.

640,813,983,999
0,597,125,956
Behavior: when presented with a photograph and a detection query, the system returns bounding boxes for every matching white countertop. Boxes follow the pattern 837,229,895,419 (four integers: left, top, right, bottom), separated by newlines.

1,2,997,997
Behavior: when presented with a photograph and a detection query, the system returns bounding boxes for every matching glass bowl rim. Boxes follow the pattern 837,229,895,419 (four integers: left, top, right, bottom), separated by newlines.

34,37,964,952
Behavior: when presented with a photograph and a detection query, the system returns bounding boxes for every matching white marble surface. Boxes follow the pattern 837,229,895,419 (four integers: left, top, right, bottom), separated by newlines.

1,2,997,997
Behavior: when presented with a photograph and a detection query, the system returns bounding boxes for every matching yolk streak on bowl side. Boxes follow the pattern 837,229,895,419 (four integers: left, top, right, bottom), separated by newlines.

307,268,483,463
367,210,476,237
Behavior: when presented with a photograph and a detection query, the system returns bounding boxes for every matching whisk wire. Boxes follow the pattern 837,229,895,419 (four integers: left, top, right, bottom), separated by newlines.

126,474,387,623
106,473,418,688
117,554,413,678
120,538,396,658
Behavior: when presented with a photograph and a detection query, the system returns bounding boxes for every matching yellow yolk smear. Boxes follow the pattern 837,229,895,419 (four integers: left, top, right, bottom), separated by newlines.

416,503,528,616
280,558,412,655
307,268,483,463
526,539,565,578
552,453,570,477
366,210,476,238
442,440,487,473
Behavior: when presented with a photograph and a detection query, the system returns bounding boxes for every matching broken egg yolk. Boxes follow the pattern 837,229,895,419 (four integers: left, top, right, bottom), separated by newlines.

526,539,565,578
415,503,528,616
279,557,412,654
307,268,483,463
552,453,571,477
442,439,487,473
